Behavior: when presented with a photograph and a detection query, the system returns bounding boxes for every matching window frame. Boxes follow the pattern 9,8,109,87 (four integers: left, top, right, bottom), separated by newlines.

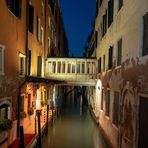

19,53,26,76
0,44,5,75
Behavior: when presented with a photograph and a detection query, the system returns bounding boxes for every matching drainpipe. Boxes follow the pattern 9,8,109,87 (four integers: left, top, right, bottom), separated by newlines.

17,0,29,137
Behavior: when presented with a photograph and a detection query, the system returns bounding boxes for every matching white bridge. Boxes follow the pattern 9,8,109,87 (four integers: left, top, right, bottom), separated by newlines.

46,57,97,86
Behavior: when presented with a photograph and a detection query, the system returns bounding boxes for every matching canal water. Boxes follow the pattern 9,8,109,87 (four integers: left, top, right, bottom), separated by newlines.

42,103,108,148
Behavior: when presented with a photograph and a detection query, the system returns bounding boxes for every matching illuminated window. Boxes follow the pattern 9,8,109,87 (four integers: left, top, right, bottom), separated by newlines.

117,39,122,66
105,90,110,116
143,12,148,56
19,53,25,76
0,45,5,74
113,92,120,127
52,62,56,73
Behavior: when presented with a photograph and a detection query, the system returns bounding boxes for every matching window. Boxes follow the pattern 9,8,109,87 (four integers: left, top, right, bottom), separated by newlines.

68,63,71,73
0,104,10,119
37,56,42,77
7,0,22,18
98,57,102,73
113,92,120,127
102,10,107,36
143,12,148,56
108,0,114,27
0,45,5,74
118,0,123,11
48,16,51,28
100,0,103,6
27,49,31,75
41,1,44,16
108,46,113,69
28,5,34,33
117,39,122,66
103,54,106,71
101,89,104,110
48,37,51,56
19,53,25,75
41,27,44,45
77,63,80,73
37,16,41,42
95,31,98,48
105,90,110,116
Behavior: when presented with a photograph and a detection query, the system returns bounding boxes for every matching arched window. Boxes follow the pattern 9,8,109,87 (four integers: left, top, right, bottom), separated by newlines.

0,100,11,120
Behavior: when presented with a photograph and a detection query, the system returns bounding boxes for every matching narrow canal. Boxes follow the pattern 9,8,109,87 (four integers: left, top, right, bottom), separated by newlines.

42,101,108,148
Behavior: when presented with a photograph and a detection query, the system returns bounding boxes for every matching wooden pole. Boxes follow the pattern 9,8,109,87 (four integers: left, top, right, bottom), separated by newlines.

19,126,24,148
37,111,41,148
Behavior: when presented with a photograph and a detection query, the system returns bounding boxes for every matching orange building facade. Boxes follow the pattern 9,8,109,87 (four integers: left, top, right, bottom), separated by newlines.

0,0,68,146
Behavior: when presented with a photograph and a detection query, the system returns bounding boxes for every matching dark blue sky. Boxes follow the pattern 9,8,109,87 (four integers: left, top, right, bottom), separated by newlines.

59,0,96,57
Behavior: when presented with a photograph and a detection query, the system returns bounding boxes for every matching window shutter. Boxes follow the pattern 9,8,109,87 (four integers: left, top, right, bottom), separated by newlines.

37,56,42,77
29,5,34,33
15,0,22,18
143,12,148,56
108,46,113,69
7,0,14,12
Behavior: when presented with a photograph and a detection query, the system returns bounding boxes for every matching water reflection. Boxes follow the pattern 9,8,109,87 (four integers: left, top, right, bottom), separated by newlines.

42,98,108,148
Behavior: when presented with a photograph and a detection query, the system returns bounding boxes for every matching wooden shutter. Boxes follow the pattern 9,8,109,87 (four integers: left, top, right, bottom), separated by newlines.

29,5,34,33
0,48,2,72
37,56,42,77
7,0,14,12
143,12,148,56
15,0,22,18
117,39,122,65
108,46,113,69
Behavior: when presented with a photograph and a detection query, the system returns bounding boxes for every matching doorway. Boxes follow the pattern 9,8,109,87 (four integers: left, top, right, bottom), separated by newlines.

139,96,148,148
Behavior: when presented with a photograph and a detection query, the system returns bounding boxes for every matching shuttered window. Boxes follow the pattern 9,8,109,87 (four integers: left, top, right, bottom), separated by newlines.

103,10,107,36
7,0,22,19
98,57,102,73
143,12,148,56
105,90,110,116
113,92,120,127
103,54,106,71
37,16,41,42
37,56,42,77
28,5,34,33
117,39,122,66
118,0,123,11
0,45,5,74
108,46,113,69
108,0,114,27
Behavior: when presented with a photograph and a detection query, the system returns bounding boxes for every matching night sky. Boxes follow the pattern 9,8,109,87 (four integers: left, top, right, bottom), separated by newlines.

59,0,96,57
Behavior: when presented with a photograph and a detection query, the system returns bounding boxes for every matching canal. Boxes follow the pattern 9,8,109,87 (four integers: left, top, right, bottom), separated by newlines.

42,102,108,148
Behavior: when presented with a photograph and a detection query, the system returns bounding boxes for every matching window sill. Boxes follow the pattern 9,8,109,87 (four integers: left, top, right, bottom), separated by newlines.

115,65,121,69
112,123,119,131
19,75,25,78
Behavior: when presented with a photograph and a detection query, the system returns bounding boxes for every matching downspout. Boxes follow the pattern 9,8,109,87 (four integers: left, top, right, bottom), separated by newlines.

17,0,29,137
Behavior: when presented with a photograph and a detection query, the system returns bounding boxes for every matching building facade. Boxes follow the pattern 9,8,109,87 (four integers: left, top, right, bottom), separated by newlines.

88,0,148,147
0,0,68,146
